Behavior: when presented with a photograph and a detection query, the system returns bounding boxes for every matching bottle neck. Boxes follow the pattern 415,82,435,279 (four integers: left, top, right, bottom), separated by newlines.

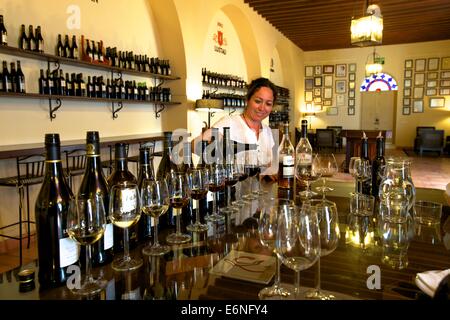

301,124,308,138
114,158,128,171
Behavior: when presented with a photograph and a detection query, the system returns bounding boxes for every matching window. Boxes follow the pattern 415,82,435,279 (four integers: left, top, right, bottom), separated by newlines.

360,73,398,92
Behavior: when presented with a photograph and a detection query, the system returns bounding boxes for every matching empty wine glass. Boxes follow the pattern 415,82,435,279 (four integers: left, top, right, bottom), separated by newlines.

110,183,142,271
140,178,171,256
305,199,340,300
295,154,322,201
314,153,338,199
258,197,293,300
166,171,192,244
187,168,209,232
276,202,321,299
349,157,371,193
67,194,107,296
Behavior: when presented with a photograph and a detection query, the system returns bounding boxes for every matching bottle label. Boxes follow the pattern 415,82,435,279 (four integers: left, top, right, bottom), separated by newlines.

297,153,312,165
2,34,7,43
104,223,113,250
80,83,86,90
121,188,137,213
74,49,79,59
59,237,79,268
121,287,141,300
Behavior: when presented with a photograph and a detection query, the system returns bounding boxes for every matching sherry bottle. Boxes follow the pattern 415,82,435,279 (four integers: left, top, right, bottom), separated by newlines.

278,122,295,191
295,120,313,192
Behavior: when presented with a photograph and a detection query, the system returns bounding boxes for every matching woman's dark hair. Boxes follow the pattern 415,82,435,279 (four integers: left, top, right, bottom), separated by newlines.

246,77,277,103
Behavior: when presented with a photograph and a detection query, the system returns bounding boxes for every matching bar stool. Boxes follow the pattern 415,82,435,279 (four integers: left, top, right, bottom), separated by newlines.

64,148,87,190
0,154,45,266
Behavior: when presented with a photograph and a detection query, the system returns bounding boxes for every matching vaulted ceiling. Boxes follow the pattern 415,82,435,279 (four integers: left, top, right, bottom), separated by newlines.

244,0,450,51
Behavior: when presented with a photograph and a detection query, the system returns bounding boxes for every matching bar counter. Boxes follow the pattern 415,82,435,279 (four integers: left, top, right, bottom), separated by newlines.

1,184,449,301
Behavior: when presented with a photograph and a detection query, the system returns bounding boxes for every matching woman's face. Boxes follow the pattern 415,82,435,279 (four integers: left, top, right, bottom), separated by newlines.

245,86,274,123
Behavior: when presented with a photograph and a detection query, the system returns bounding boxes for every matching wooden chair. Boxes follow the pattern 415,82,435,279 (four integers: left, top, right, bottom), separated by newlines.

315,129,336,152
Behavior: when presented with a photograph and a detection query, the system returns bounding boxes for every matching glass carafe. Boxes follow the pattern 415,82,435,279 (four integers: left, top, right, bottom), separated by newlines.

378,158,415,224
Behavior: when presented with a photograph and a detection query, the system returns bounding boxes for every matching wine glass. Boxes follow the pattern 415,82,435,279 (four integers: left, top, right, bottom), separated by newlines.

258,197,292,300
110,183,143,271
67,194,107,296
233,153,248,206
187,168,209,232
166,171,192,244
305,199,340,300
276,202,320,299
295,154,322,201
206,162,226,222
242,150,260,200
314,153,339,199
140,178,171,256
349,157,371,193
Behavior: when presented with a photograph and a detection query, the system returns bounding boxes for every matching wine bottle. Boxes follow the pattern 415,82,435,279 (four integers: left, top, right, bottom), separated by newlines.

295,120,312,192
2,61,12,93
35,26,44,53
15,61,25,93
360,132,372,195
63,35,71,58
56,34,64,57
78,131,113,266
196,139,210,223
71,35,78,59
35,133,78,289
137,146,155,243
278,122,295,190
107,143,139,252
18,24,27,50
26,25,35,51
9,62,17,93
38,69,46,94
371,132,385,198
0,15,7,46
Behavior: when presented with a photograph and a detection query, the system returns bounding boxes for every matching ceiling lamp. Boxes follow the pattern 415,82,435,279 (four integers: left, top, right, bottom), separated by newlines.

351,3,383,47
365,47,383,75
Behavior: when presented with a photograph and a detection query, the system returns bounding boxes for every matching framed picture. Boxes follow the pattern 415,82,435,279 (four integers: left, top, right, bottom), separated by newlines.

428,72,438,80
429,97,445,108
441,71,450,79
323,65,334,74
441,56,450,70
413,100,424,113
413,87,424,99
348,98,355,107
348,89,355,98
305,66,314,77
404,88,411,97
426,80,437,88
305,91,313,102
305,78,314,90
404,79,412,88
402,107,411,115
335,64,347,77
314,76,323,87
415,59,426,72
440,80,450,87
348,81,355,90
428,57,439,71
323,99,332,106
414,73,425,86
426,88,437,96
404,70,412,78
314,88,322,97
323,87,333,99
349,73,356,81
326,107,338,116
314,65,322,75
349,63,357,72
440,88,450,95
335,80,346,93
403,98,410,106
405,59,413,69
324,75,333,87
314,97,322,104
348,107,355,115
336,94,345,106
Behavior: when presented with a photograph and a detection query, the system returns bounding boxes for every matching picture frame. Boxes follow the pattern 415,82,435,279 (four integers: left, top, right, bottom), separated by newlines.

415,58,426,72
414,73,425,86
441,56,450,70
441,71,450,79
428,57,439,71
404,70,412,78
348,89,355,98
323,87,333,99
305,78,314,90
305,91,313,102
403,98,410,106
326,107,338,116
426,88,437,96
335,64,347,77
404,88,411,97
402,107,411,115
413,100,424,113
429,97,445,108
349,63,357,73
314,65,322,76
323,65,334,74
349,73,356,81
335,80,346,93
413,87,424,99
440,88,450,95
314,76,323,87
404,79,411,88
336,94,345,106
348,98,355,107
348,81,355,90
305,102,313,110
324,75,333,87
323,99,332,106
426,80,437,88
305,66,314,77
314,97,322,104
427,72,438,80
405,59,413,69
348,107,355,115
440,80,450,87
314,88,322,97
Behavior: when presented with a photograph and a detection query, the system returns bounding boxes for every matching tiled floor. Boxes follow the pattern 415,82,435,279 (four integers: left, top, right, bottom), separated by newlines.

0,148,449,273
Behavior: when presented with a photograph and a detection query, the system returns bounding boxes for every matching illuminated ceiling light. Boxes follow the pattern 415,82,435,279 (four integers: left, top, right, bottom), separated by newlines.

351,3,383,47
365,47,383,76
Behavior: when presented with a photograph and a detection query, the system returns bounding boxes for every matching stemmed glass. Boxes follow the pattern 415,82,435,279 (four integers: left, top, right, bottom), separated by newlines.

110,183,142,271
349,157,371,193
305,199,340,300
242,150,260,200
187,168,209,232
206,162,226,222
67,194,107,296
295,154,322,201
140,178,171,256
166,171,192,244
233,153,248,206
258,197,292,300
314,153,339,199
224,155,240,208
276,202,320,299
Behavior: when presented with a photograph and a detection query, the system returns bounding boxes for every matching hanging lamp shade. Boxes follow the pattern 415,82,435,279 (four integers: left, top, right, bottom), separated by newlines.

351,4,383,47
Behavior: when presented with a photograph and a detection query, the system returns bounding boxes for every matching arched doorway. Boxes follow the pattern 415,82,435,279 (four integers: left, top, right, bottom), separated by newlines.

360,73,398,145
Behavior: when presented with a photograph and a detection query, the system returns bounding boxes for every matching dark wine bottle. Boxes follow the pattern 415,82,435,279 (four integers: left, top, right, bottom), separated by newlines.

107,143,139,252
56,34,64,57
2,61,12,93
196,139,210,223
360,133,372,195
35,133,78,289
58,70,65,96
0,15,7,46
35,26,44,53
15,61,25,93
18,24,27,50
78,131,113,266
9,62,17,93
71,35,78,59
38,69,46,94
371,132,385,198
63,35,71,58
26,25,35,51
137,146,155,243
